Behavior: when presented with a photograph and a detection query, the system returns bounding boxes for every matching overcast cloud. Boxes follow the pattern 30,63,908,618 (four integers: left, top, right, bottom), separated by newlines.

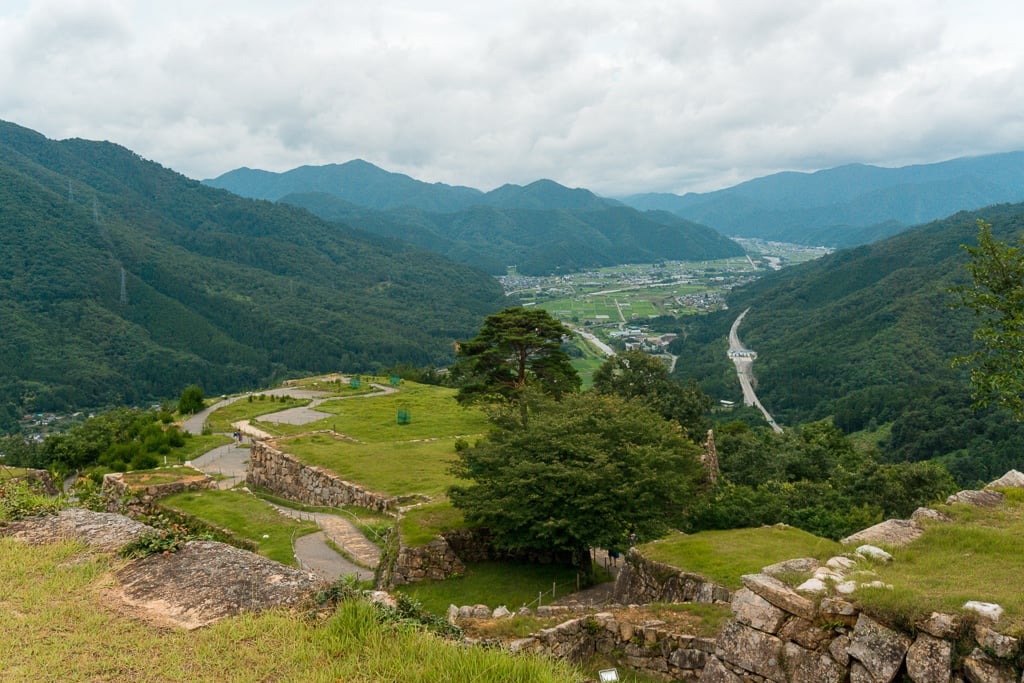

2,0,1023,194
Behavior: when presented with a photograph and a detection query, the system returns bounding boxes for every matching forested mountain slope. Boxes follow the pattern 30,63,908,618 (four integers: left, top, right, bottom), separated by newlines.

0,122,505,431
282,192,743,275
623,152,1024,247
673,202,1024,484
208,161,743,275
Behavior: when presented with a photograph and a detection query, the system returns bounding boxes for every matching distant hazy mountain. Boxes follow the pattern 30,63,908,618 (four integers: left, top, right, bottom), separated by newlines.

673,201,1024,484
207,161,741,274
282,191,743,275
0,122,505,429
621,152,1024,247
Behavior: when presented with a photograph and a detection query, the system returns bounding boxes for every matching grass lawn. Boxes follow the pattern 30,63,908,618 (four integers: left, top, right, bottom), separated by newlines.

0,539,580,682
263,382,489,441
396,560,591,615
399,500,468,546
641,525,841,588
0,466,32,479
280,433,464,498
854,488,1024,634
160,488,318,566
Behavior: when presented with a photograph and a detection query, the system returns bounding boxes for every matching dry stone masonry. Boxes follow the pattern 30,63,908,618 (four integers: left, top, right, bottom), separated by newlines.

247,438,396,511
702,471,1024,682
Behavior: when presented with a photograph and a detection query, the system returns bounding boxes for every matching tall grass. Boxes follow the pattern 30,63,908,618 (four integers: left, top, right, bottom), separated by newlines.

1,538,583,682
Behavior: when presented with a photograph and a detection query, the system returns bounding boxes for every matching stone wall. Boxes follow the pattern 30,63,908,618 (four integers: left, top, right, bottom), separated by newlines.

101,470,216,514
702,560,1023,682
2,467,59,496
383,527,571,587
247,439,394,512
506,612,716,682
385,537,466,586
613,548,732,605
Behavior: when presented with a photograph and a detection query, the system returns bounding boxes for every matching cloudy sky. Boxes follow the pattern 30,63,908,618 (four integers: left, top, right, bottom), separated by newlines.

2,0,1023,195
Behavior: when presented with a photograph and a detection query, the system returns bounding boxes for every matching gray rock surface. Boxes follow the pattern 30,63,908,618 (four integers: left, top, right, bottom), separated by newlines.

714,620,786,682
907,632,952,683
842,518,923,547
985,470,1024,489
731,587,788,634
112,540,322,629
847,613,912,683
784,642,844,683
741,573,816,620
0,507,155,552
946,489,1006,507
962,648,1017,683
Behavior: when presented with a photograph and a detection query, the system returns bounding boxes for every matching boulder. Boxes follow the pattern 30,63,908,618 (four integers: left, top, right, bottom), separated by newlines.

984,470,1024,489
740,573,816,620
962,648,1017,683
112,540,321,630
906,632,952,683
846,613,912,683
946,490,1005,507
700,656,744,683
762,557,821,577
783,642,844,683
842,519,923,547
714,621,786,682
854,545,894,562
0,508,155,552
731,587,788,634
963,601,1003,623
912,507,953,523
974,624,1019,659
917,612,961,639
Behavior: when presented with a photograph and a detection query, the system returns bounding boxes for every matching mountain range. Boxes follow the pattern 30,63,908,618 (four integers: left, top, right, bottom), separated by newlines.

0,121,505,430
672,201,1024,485
205,163,745,275
620,152,1024,247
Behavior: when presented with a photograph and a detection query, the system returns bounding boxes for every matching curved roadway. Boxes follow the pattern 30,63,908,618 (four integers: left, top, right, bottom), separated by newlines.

728,308,783,433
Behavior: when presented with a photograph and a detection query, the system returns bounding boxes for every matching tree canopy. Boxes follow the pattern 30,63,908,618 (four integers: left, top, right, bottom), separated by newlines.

592,350,711,443
448,392,704,571
953,219,1024,419
451,307,580,419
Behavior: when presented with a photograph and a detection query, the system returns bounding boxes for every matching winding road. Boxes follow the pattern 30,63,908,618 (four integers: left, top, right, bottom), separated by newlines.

728,308,783,433
181,380,394,580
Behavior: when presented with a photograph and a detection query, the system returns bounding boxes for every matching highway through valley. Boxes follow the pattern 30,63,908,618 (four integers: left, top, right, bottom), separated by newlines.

728,308,783,433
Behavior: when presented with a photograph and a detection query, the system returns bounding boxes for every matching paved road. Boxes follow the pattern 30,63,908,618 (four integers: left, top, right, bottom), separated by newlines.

728,308,783,433
190,443,251,489
294,531,374,582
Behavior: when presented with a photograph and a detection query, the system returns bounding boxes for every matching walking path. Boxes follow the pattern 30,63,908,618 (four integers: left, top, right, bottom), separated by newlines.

270,503,380,582
181,380,395,582
294,531,374,582
190,443,251,489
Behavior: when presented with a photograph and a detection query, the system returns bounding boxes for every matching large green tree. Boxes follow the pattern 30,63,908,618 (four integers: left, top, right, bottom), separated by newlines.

954,219,1024,419
448,392,704,574
592,350,712,443
451,307,580,420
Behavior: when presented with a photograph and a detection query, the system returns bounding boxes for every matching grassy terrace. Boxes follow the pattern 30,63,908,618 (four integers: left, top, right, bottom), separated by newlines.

160,488,319,566
280,434,462,498
1,539,581,682
641,525,842,588
120,466,208,487
255,382,488,440
855,488,1024,634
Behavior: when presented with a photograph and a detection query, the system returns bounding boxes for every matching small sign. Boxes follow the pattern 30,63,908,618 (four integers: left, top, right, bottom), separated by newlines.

598,670,619,682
